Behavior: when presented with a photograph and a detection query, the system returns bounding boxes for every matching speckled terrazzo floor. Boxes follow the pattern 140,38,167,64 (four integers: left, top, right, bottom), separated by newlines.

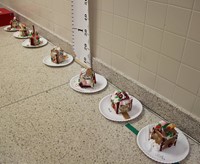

0,27,200,164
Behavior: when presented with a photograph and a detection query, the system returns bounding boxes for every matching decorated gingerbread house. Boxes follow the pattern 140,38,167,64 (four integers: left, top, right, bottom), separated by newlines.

51,46,67,64
29,25,40,46
10,17,19,28
150,121,178,151
78,68,96,88
111,90,132,114
19,23,29,37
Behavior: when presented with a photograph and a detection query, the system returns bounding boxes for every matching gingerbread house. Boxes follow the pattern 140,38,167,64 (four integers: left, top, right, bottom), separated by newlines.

19,23,29,37
29,25,40,46
10,17,19,28
51,46,67,64
78,68,96,88
151,121,178,151
111,90,132,114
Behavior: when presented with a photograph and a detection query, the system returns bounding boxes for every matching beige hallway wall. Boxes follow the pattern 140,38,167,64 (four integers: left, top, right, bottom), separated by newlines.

0,0,72,43
90,0,200,118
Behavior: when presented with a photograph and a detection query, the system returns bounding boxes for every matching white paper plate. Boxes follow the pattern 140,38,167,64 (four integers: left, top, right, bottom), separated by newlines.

22,37,48,48
99,94,143,122
43,53,73,67
137,124,189,163
70,74,107,93
3,25,18,32
13,31,30,39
